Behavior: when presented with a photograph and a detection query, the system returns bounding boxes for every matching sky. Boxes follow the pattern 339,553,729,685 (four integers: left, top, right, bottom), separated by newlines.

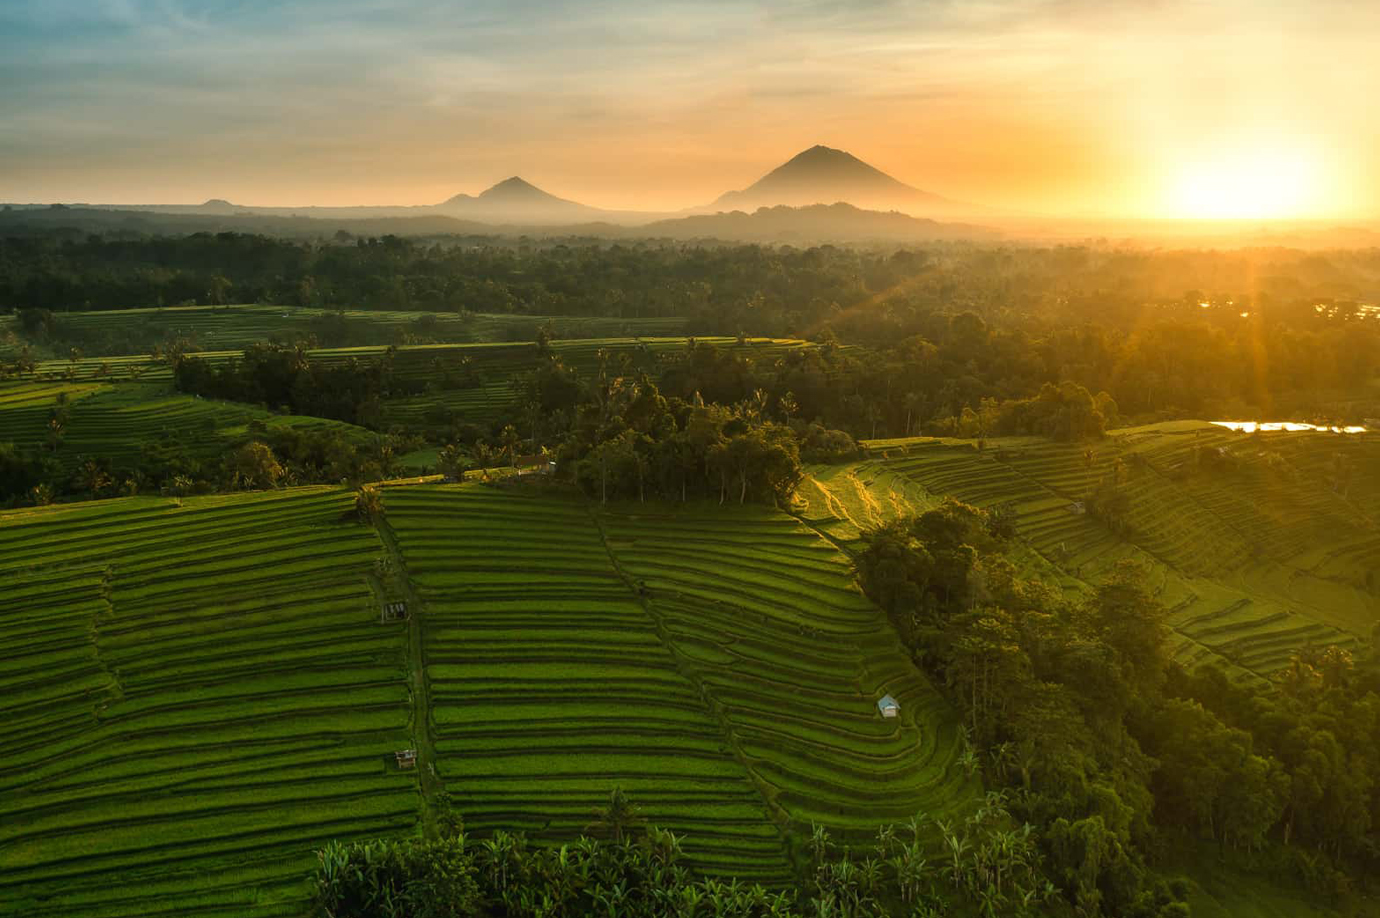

1,0,1377,217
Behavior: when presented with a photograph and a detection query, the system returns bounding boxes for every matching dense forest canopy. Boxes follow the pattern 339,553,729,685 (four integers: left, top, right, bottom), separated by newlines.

3,230,1379,508
856,503,1380,915
3,231,1380,333
4,232,1378,427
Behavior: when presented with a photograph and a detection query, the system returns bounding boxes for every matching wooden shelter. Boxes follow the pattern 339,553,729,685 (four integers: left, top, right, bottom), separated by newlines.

381,600,409,623
395,749,417,769
877,694,900,719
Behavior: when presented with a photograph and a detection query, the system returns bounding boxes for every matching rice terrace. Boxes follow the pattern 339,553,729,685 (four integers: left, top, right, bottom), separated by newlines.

2,302,1377,916
5,2,1380,915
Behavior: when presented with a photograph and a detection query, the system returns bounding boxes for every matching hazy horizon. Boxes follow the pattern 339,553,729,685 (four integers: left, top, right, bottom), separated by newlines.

3,1,1379,219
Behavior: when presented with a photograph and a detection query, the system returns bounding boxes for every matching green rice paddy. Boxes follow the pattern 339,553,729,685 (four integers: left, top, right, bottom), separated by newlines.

12,304,688,358
5,395,1365,915
0,479,974,913
0,488,413,917
0,380,372,472
847,423,1380,685
10,335,813,438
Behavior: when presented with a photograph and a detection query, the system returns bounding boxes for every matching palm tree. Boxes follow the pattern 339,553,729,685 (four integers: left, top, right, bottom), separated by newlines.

873,823,895,860
988,741,1015,782
959,745,981,779
778,391,799,423
587,787,644,843
354,484,384,523
78,460,112,497
937,819,970,888
808,823,833,866
644,825,683,867
865,403,883,440
904,392,924,437
500,424,522,469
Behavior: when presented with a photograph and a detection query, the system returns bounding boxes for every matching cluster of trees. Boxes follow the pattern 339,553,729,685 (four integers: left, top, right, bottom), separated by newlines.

1167,647,1380,891
314,794,798,918
412,343,855,507
853,502,1378,913
560,372,805,506
314,788,1133,917
544,323,1365,452
171,343,419,427
0,423,409,508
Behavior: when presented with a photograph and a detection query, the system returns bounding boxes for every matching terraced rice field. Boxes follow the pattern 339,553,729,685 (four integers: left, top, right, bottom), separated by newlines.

794,460,939,549
0,380,370,472
384,483,975,878
383,485,797,883
17,305,688,356
863,424,1380,683
599,505,978,841
2,477,975,911
18,336,814,437
0,488,415,917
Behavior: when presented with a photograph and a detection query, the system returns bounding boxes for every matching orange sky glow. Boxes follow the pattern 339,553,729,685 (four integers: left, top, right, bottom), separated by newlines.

1,0,1376,219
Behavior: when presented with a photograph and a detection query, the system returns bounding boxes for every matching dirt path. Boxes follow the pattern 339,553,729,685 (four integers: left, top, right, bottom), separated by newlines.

584,503,799,851
373,514,445,830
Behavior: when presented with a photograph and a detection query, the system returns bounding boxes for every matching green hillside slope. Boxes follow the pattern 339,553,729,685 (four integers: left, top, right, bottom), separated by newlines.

0,480,970,914
0,489,414,917
7,305,688,358
854,423,1380,685
0,380,371,474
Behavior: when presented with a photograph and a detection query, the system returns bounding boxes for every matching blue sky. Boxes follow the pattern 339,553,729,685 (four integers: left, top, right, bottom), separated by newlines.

1,1,1375,215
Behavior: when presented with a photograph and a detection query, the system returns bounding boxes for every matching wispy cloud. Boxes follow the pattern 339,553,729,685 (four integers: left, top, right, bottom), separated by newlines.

0,0,1375,214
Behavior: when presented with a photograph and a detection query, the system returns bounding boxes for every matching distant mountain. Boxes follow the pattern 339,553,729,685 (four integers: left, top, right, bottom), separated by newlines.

638,203,998,244
435,177,604,224
709,145,971,217
44,178,613,225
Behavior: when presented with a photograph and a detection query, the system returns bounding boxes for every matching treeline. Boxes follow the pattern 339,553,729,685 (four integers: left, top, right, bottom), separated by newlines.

166,340,856,509
562,377,808,506
0,422,409,508
6,232,1380,431
171,343,428,427
314,788,1112,917
5,231,1380,340
854,502,1379,914
0,232,888,322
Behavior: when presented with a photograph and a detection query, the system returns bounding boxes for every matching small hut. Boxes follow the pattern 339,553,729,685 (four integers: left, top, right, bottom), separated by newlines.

877,694,900,719
395,749,417,769
1067,500,1086,515
381,600,409,623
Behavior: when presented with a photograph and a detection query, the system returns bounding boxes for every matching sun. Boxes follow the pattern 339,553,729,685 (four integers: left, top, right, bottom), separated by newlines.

1165,145,1321,220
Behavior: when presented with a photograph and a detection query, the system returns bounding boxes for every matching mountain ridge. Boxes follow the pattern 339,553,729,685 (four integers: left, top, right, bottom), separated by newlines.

709,145,971,217
22,145,977,223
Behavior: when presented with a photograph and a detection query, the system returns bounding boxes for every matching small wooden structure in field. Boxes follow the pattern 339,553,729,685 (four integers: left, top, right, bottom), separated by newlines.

1066,500,1086,515
395,749,417,769
381,600,409,623
877,694,900,719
